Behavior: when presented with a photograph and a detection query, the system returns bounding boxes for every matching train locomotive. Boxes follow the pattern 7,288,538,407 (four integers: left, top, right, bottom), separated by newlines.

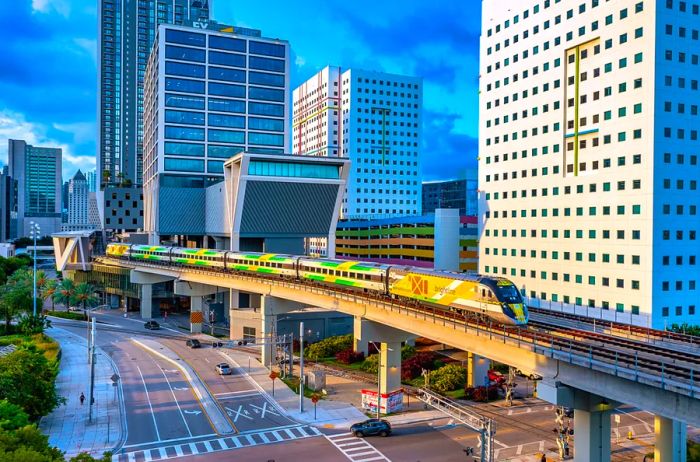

106,244,528,326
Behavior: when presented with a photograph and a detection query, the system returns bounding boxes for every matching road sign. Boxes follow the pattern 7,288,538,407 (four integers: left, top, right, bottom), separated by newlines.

269,371,278,380
614,414,621,424
311,395,319,404
110,373,120,383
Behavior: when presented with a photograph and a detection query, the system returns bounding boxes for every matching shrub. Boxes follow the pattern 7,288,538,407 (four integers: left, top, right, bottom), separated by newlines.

335,348,364,364
464,385,501,402
46,310,87,321
401,351,437,381
401,344,416,360
428,364,466,393
306,334,353,360
0,349,62,420
361,354,379,374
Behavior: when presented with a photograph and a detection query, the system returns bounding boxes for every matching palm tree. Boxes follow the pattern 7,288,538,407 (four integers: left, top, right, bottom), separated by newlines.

72,282,98,312
53,278,76,310
41,279,58,312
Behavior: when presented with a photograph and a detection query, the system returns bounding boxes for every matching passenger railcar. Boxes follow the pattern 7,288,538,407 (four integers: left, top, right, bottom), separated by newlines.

104,243,528,326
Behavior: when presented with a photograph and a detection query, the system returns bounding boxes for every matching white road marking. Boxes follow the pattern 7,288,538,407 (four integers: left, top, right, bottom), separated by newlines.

136,365,161,442
250,401,279,418
122,433,216,449
325,433,391,462
225,405,253,422
214,389,257,397
158,365,192,438
183,410,202,415
616,409,653,433
158,448,167,459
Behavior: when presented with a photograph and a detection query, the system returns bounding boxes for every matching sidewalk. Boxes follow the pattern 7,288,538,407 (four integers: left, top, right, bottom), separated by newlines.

39,327,124,459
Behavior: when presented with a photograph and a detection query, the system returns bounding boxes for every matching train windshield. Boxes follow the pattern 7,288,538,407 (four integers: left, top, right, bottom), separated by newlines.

496,284,522,303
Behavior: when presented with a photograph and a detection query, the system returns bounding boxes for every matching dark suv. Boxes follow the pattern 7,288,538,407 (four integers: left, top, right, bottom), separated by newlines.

350,419,392,438
186,339,201,349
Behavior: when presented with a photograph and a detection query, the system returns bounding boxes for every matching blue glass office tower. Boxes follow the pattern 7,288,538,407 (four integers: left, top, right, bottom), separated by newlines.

143,24,289,241
98,0,210,230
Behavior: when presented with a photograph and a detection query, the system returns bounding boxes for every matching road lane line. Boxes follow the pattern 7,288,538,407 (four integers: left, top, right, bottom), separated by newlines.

284,428,297,438
174,446,183,457
203,441,214,452
616,409,653,433
214,389,257,396
188,442,198,454
270,430,282,441
136,365,161,442
158,447,167,459
158,364,193,438
122,433,216,448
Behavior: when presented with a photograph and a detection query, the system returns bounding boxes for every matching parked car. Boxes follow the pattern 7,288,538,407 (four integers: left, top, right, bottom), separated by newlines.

216,363,232,375
350,419,392,438
144,321,160,330
515,368,542,381
487,369,506,385
186,339,201,349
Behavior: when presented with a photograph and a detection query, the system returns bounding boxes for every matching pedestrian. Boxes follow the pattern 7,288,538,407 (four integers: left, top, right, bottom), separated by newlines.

540,453,547,462
79,392,85,405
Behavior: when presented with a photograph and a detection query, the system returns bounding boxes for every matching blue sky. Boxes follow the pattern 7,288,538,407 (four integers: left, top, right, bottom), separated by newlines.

0,0,481,181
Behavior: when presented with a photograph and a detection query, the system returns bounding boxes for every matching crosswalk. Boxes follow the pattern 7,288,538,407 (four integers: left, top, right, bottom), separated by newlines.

113,425,322,462
324,432,391,462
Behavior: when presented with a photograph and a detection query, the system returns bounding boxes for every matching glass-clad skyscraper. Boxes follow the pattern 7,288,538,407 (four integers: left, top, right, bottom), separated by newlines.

143,23,289,240
98,0,210,230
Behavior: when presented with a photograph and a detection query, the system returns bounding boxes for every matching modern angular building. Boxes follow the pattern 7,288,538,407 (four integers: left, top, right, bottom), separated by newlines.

143,23,290,242
7,140,62,237
98,0,211,231
292,66,423,219
422,174,478,216
479,0,700,327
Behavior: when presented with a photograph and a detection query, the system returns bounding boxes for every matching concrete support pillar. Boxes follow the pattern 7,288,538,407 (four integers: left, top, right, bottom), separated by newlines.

379,341,402,394
260,295,304,368
655,415,687,462
466,352,490,387
141,284,153,319
353,316,368,356
190,296,204,333
573,409,612,462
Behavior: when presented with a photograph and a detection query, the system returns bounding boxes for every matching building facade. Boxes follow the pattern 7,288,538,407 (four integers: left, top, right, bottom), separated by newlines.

143,24,290,241
422,174,478,216
479,0,700,327
86,169,97,193
7,140,62,237
98,0,211,231
0,167,18,242
66,170,90,228
292,66,423,219
334,211,477,272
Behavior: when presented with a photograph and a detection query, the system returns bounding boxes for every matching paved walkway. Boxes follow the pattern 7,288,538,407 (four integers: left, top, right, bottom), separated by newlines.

40,327,125,459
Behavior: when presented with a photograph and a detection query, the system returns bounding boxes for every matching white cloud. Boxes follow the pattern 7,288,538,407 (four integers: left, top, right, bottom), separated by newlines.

53,121,96,145
32,0,71,17
0,109,95,179
295,55,306,67
73,38,98,64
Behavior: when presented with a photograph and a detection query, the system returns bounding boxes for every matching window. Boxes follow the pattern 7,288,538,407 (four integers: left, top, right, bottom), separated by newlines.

249,56,285,72
209,67,245,82
164,158,204,172
164,125,204,141
209,35,246,52
248,86,285,102
164,142,204,157
165,29,206,47
249,102,285,117
208,129,245,143
165,77,205,94
208,51,246,67
248,117,284,132
165,61,205,78
249,132,285,146
165,45,205,62
208,113,245,128
208,82,246,98
165,109,205,125
166,94,205,110
249,41,286,57
249,71,285,87
208,98,245,113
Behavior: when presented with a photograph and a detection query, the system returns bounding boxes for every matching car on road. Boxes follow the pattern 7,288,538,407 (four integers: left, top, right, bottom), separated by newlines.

186,339,201,349
216,363,232,375
144,321,160,330
350,419,392,438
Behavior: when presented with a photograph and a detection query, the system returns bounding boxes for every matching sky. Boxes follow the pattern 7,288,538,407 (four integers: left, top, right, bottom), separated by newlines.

0,0,481,181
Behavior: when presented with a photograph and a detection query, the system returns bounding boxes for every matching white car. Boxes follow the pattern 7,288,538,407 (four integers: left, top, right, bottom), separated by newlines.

216,363,232,375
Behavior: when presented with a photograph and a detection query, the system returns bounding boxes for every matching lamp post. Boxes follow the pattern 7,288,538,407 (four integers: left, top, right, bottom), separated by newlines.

299,321,304,413
29,222,41,317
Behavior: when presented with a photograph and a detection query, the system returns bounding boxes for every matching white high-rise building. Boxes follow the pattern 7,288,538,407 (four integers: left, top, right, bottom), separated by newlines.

292,66,423,219
479,0,700,328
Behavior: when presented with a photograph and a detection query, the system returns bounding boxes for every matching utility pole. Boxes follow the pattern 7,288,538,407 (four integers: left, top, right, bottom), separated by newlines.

299,321,304,413
88,317,96,423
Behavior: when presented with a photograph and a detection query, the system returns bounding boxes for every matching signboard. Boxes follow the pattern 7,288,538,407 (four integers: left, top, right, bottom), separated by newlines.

361,389,403,414
269,371,278,380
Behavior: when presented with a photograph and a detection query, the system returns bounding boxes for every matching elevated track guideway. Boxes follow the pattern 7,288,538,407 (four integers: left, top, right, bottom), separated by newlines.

95,256,700,430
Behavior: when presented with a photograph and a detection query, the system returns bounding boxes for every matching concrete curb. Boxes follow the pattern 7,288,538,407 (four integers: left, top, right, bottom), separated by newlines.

130,338,235,435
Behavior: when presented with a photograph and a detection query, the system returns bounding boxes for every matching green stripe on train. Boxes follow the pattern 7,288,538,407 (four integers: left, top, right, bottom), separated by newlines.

305,274,325,281
335,279,359,286
319,262,340,268
349,264,375,271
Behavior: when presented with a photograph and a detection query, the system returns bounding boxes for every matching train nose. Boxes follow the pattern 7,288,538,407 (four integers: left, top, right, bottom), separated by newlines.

509,303,527,324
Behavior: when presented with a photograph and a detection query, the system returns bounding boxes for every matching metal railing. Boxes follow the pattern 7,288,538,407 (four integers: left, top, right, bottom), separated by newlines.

96,257,700,399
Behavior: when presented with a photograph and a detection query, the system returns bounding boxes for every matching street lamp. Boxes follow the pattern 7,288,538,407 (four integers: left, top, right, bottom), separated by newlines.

29,222,41,317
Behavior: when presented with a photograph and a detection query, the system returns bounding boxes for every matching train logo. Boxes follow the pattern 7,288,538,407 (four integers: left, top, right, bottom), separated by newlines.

408,275,428,296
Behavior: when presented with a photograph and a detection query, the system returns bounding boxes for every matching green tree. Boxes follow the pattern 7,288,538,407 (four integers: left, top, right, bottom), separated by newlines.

17,315,51,335
0,270,33,333
0,350,61,421
0,424,64,461
427,364,467,393
69,451,113,462
0,400,29,431
71,282,98,311
53,278,76,310
41,280,58,312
